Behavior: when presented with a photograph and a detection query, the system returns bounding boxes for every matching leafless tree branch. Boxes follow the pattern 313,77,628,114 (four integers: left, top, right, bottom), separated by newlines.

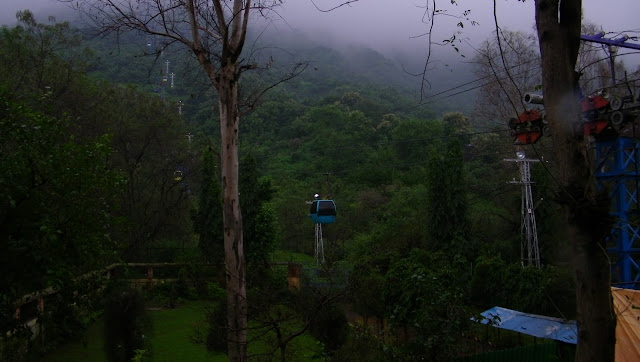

310,0,360,12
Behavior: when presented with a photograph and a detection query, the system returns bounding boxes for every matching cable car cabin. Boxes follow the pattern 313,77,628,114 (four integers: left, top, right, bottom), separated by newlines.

309,200,337,224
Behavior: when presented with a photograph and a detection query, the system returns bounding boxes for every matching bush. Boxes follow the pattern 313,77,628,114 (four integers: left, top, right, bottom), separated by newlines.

0,324,32,362
333,324,388,362
309,303,349,352
103,287,152,362
205,293,227,353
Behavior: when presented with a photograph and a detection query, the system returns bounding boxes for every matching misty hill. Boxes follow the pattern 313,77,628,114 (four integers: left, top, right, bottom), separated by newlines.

251,28,477,113
79,26,475,117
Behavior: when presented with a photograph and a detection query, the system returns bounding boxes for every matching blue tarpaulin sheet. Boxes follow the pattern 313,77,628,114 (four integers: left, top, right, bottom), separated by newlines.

475,306,578,344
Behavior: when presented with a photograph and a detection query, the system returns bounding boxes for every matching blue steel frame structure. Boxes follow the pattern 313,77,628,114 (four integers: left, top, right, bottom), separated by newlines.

581,33,640,287
595,137,640,287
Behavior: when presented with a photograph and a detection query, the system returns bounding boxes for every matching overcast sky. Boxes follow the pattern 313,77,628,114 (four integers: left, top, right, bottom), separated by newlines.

2,0,639,67
3,1,638,49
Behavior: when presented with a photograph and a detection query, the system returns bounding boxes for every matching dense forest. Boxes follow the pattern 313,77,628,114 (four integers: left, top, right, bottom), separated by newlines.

0,11,581,361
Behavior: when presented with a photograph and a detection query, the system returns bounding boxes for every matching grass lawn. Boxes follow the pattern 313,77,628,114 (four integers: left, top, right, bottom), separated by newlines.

39,253,328,361
39,317,108,362
148,302,224,361
41,301,224,361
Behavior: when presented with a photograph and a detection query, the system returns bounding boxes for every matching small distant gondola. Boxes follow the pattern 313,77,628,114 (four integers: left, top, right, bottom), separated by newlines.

309,199,337,224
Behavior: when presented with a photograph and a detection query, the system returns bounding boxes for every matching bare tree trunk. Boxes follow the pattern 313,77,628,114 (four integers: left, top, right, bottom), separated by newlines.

218,64,247,361
75,0,274,359
534,1,616,360
276,326,287,362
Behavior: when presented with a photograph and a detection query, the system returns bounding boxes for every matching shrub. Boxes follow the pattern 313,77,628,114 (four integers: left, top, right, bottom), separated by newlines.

103,287,151,362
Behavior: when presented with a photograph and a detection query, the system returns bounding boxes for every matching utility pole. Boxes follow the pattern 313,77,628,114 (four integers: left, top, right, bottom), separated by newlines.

506,151,541,267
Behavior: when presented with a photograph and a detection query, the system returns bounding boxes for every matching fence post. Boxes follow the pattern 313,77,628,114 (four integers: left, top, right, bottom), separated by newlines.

287,263,302,291
38,297,45,347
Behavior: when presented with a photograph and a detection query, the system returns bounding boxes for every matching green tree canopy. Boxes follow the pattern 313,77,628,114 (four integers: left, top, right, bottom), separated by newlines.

0,90,122,299
193,147,224,264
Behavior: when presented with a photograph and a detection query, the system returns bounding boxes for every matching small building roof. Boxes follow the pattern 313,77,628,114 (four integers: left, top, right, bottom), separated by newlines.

476,288,640,361
474,306,577,344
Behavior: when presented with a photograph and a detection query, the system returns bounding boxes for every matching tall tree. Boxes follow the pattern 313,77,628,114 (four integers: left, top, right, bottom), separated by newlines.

104,86,193,261
194,147,224,264
0,91,120,301
426,136,471,255
74,1,304,358
470,30,541,126
239,154,276,269
534,1,615,360
0,15,123,302
1,11,194,262
383,250,470,359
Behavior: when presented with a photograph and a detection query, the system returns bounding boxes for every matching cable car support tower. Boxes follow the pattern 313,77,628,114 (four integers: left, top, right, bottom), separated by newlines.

315,223,325,264
309,195,337,264
506,152,541,267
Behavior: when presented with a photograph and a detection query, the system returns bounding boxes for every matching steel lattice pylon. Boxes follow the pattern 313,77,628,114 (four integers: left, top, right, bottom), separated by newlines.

594,137,640,287
315,223,325,264
520,159,541,267
507,154,541,267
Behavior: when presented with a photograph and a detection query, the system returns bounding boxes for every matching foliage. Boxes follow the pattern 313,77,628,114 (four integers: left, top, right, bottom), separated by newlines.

0,12,87,110
0,12,586,360
177,251,220,298
391,118,444,168
443,112,472,144
131,349,147,362
308,302,349,353
246,270,348,361
426,137,472,257
0,13,193,305
469,256,575,318
102,85,193,261
203,288,228,353
346,185,430,265
144,279,193,309
0,90,122,299
350,268,386,323
193,147,224,264
0,323,32,362
240,154,277,268
37,278,106,352
384,250,471,360
332,323,388,362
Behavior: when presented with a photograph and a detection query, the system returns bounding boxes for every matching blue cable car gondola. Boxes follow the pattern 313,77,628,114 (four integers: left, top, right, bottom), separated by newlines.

309,199,337,224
